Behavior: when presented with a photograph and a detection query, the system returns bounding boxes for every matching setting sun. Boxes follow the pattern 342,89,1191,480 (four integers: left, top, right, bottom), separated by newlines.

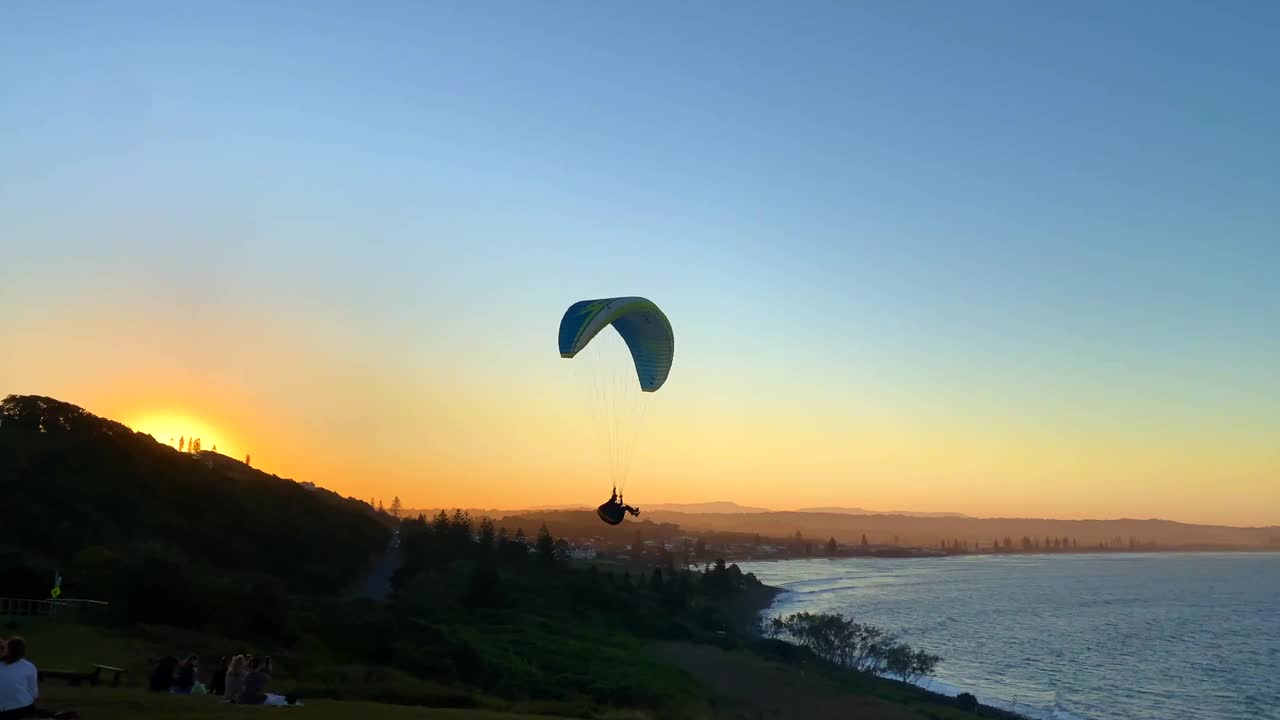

128,412,239,458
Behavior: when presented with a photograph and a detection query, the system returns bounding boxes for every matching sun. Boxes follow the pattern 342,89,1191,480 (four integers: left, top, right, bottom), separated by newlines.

128,411,238,458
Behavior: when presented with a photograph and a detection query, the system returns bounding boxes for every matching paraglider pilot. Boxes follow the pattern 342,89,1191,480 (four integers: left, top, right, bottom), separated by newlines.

597,488,640,526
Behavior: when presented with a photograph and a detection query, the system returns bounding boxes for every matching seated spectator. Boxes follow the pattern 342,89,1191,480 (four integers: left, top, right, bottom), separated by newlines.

237,657,272,705
148,656,178,693
171,655,198,694
223,655,246,703
0,637,38,720
209,656,228,696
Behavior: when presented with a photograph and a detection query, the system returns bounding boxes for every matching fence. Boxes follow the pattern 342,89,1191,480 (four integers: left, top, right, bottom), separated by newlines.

0,597,109,618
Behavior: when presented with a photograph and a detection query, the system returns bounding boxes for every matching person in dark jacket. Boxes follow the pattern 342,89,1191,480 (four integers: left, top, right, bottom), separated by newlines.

171,656,198,694
208,656,228,696
148,656,178,693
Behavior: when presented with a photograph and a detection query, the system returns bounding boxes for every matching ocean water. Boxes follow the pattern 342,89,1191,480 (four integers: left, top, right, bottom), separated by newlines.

738,552,1280,720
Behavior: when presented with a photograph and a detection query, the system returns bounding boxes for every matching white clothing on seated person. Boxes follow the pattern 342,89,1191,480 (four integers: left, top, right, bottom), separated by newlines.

0,658,38,711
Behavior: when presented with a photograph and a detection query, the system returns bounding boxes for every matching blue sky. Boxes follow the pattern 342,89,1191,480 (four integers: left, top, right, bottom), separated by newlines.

3,1,1277,521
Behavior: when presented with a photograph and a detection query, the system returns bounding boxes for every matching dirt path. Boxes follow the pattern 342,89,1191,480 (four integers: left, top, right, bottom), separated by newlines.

655,643,934,720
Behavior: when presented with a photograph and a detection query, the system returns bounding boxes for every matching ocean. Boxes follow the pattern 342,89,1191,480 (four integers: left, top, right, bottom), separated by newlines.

738,552,1280,720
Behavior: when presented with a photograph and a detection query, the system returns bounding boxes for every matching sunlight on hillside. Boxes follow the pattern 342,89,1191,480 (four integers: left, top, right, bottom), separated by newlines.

128,412,239,458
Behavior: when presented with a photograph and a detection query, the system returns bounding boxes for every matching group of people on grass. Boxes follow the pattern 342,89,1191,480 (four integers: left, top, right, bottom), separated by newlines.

150,652,288,705
0,637,77,720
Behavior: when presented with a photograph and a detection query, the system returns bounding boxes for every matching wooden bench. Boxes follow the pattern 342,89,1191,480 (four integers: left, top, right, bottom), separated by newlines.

92,665,128,687
38,668,96,686
38,665,128,687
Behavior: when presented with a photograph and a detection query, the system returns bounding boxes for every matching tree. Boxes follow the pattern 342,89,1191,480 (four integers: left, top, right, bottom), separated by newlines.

178,436,185,452
212,444,217,453
390,496,402,519
245,454,251,466
535,523,555,562
826,537,838,555
478,517,496,551
431,510,450,534
861,533,869,548
650,567,665,593
496,526,509,546
515,527,525,543
377,500,385,513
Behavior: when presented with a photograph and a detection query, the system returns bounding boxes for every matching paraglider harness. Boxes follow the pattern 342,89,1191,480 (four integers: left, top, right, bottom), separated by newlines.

596,488,639,526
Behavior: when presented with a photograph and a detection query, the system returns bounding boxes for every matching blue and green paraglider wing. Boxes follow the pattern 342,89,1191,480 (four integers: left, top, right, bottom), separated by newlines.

558,297,674,392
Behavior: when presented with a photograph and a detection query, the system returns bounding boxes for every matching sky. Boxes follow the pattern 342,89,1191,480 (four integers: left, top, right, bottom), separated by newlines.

3,1,1278,525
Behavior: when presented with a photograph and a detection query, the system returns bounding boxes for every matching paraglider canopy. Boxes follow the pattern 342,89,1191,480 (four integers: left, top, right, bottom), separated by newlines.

558,297,674,392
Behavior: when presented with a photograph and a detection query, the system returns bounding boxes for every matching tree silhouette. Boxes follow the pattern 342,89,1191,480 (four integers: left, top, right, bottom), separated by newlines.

245,454,251,466
478,517,496,551
191,438,202,453
212,444,217,453
826,537,838,555
535,523,555,562
377,500,385,513
861,533,869,548
390,496,402,518
178,436,185,452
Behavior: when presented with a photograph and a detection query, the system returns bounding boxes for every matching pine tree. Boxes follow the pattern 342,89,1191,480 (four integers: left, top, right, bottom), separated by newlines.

478,517,496,550
390,496,402,519
826,537,838,555
377,500,385,513
536,523,555,562
178,436,185,452
212,444,217,453
861,533,869,547
245,454,251,466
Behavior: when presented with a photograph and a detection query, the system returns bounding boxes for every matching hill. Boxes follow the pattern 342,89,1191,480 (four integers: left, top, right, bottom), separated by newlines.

1,394,389,634
796,507,971,518
642,510,1280,550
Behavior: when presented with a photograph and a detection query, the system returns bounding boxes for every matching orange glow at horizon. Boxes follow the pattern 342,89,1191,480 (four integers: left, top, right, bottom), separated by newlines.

128,412,242,458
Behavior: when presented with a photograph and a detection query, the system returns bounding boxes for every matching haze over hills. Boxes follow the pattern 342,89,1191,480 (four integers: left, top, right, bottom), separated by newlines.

796,507,972,518
642,510,1280,550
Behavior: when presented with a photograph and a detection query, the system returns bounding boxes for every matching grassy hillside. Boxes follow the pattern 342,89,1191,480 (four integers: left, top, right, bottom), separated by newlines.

1,395,389,606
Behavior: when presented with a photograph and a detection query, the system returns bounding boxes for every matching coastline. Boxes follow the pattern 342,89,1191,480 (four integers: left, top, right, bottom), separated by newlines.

746,580,1040,720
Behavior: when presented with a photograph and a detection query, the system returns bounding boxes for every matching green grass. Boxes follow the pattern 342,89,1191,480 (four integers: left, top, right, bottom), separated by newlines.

37,686,579,720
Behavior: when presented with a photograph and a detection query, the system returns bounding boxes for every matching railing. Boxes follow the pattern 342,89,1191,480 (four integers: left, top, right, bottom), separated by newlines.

0,597,109,618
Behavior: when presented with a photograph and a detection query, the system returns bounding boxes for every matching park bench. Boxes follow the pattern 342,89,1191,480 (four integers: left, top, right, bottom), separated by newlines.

92,664,128,687
38,669,96,686
38,665,128,687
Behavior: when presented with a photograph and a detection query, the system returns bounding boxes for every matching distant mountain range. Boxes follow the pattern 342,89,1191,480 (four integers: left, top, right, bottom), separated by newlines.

797,507,972,518
645,501,772,514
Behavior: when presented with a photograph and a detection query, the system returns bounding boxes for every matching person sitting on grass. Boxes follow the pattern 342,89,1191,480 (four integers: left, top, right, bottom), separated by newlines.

237,657,272,705
171,655,198,694
148,656,178,693
0,637,78,719
0,637,37,720
223,655,246,703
